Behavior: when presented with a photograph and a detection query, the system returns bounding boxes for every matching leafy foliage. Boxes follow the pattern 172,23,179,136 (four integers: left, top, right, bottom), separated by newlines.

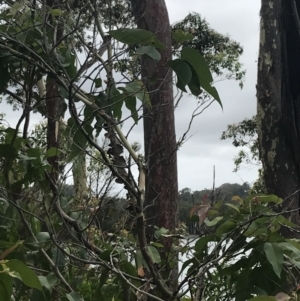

0,1,293,301
221,116,266,194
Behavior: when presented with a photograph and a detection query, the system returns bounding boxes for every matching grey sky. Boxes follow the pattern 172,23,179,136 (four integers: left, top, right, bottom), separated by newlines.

166,0,261,190
1,1,261,192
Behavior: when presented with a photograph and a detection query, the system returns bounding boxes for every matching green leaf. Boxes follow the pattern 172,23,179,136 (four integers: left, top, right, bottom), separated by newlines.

4,259,42,290
216,220,236,236
126,81,151,108
248,297,276,301
187,65,202,96
136,45,161,61
224,202,240,213
109,87,124,121
83,105,95,126
172,29,194,43
38,273,57,291
195,235,215,253
45,147,61,158
257,194,282,204
278,242,300,259
181,48,221,106
120,260,137,277
109,28,165,50
0,273,12,301
64,52,77,79
9,2,24,15
58,86,69,99
94,78,102,88
179,258,197,276
30,217,41,235
68,124,92,161
36,232,51,244
50,9,64,17
150,242,164,248
66,291,82,301
243,221,268,237
147,246,161,264
167,59,192,92
125,95,138,124
204,216,223,227
263,242,283,278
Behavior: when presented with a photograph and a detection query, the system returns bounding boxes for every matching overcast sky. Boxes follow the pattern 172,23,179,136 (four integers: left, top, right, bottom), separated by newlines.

1,0,261,192
166,0,261,191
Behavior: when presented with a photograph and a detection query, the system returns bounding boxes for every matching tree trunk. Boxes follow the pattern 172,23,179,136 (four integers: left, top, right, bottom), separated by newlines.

130,0,178,244
130,1,179,293
46,0,65,182
257,0,300,237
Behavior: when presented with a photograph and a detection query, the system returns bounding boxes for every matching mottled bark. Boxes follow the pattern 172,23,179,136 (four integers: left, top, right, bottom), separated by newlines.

129,0,178,243
257,0,300,236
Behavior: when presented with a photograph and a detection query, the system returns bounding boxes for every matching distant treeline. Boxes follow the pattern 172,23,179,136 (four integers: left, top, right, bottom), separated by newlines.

179,182,251,234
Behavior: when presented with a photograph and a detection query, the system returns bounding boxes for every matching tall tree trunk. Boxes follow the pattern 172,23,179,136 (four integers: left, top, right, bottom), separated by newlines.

130,0,178,246
46,0,65,181
130,1,178,293
257,0,300,237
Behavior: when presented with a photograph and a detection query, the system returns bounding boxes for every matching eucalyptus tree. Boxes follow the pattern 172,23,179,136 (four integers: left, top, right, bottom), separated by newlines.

257,0,300,234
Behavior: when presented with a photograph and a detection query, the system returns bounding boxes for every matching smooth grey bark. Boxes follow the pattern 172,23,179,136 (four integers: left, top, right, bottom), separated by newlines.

257,0,300,237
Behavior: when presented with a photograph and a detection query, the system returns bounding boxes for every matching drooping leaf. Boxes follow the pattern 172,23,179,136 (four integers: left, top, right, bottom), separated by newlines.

109,87,124,121
275,242,300,258
136,45,161,61
224,202,240,213
126,81,151,108
187,65,202,96
181,48,221,106
147,246,161,264
4,259,42,290
109,28,165,49
68,124,92,161
38,273,57,291
263,242,283,278
120,260,137,277
216,220,236,236
83,105,95,126
167,59,192,92
195,235,215,253
179,258,198,276
0,273,12,301
125,95,138,124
